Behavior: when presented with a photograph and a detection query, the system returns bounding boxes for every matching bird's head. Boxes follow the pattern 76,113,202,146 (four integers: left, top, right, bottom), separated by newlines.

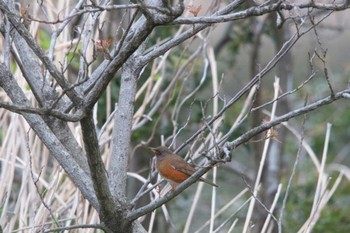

149,146,173,157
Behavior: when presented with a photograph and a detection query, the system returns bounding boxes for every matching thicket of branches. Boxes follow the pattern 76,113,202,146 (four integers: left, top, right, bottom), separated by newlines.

0,0,350,232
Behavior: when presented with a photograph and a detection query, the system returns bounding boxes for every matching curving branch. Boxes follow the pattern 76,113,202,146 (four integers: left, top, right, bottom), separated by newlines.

171,1,350,24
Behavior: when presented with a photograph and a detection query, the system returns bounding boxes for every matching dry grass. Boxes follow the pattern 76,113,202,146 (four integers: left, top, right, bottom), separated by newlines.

0,111,101,232
0,2,103,232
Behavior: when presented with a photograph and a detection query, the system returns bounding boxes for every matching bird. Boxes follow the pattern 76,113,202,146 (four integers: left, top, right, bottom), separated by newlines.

149,146,218,190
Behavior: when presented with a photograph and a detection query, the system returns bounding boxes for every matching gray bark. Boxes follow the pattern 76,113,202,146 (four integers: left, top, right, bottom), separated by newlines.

109,58,138,200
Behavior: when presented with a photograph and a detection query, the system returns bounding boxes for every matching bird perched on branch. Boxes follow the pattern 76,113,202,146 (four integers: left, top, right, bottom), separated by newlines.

149,146,218,190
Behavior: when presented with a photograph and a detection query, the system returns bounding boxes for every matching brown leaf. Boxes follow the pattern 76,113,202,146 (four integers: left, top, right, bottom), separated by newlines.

95,39,112,52
187,5,202,17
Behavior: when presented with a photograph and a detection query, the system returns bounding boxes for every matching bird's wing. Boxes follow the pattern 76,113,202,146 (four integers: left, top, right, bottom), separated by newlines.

169,157,218,187
169,158,196,177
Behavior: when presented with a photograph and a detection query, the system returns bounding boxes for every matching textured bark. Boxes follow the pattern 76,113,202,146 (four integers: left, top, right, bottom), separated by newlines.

12,23,91,176
81,113,130,232
109,58,138,200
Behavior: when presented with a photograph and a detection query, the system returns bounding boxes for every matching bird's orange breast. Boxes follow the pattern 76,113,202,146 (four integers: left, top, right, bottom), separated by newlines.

157,160,190,183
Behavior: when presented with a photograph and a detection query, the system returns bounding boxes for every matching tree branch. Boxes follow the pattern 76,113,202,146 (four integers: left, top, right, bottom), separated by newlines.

80,113,128,231
171,1,350,25
109,57,139,199
139,0,246,64
127,163,214,221
42,223,105,233
224,88,350,155
0,63,99,210
0,0,83,106
0,101,84,121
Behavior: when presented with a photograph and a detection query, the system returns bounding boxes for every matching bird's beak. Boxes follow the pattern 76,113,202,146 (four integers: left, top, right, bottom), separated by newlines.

148,147,157,153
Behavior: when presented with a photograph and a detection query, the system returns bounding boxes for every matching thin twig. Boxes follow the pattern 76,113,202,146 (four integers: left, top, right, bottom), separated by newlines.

42,223,105,233
26,129,60,229
278,99,308,233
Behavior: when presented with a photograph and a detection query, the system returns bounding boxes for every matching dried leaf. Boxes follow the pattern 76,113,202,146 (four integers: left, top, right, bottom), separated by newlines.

187,5,202,17
95,39,112,52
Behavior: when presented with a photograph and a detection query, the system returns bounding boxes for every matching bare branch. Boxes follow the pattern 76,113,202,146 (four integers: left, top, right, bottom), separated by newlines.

42,223,105,233
172,1,350,25
82,18,154,109
109,55,139,200
26,4,173,25
0,63,99,211
278,104,307,232
0,101,84,121
0,0,84,106
224,88,350,155
127,161,214,221
80,112,132,231
140,0,246,64
27,130,59,229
